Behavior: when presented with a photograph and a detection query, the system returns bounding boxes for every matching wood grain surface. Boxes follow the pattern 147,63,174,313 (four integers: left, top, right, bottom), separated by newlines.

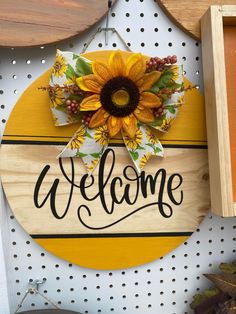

0,0,114,47
157,0,236,40
0,50,210,268
0,145,209,235
224,26,236,201
201,6,236,217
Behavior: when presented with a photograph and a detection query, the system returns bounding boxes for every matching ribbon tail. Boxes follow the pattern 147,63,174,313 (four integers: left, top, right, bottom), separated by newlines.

122,124,164,173
58,125,109,174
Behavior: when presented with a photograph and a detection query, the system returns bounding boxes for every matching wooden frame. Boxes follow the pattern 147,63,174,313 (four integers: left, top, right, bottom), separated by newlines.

201,5,236,217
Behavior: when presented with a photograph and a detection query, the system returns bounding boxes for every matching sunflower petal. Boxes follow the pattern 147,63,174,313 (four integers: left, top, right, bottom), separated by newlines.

121,114,137,138
76,75,102,93
126,53,146,82
89,108,109,128
107,116,122,137
80,94,102,111
139,92,161,108
109,51,125,77
137,71,161,92
134,106,155,123
92,61,112,84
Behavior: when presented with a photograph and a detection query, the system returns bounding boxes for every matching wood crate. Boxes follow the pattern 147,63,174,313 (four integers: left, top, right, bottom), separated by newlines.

201,5,236,217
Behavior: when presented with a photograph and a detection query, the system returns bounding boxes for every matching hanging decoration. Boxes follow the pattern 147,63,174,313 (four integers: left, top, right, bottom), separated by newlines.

45,49,185,173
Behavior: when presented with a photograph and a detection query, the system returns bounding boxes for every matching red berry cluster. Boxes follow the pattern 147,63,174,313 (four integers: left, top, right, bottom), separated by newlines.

146,55,177,72
66,99,80,114
153,106,164,118
82,112,93,126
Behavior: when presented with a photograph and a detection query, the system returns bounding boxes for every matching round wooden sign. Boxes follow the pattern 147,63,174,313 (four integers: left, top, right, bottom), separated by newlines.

0,51,210,269
0,0,116,47
157,0,236,40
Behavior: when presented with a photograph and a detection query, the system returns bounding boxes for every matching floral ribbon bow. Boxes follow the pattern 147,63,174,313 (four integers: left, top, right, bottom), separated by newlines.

48,49,184,173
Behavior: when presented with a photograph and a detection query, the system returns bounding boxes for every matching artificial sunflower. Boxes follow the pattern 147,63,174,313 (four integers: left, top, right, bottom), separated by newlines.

76,51,162,139
169,65,180,81
146,128,159,145
68,126,86,149
48,49,184,173
53,53,67,78
123,128,143,150
160,117,174,132
48,85,65,107
94,125,110,146
139,153,153,169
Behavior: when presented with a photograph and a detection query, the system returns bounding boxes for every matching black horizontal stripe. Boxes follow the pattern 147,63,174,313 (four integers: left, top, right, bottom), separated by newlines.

3,133,207,143
31,232,192,239
1,139,207,149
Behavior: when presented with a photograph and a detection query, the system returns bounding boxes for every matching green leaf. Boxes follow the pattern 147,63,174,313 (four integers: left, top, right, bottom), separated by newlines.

160,94,169,102
146,143,154,148
69,94,83,102
130,151,139,161
76,57,92,76
154,147,162,154
166,81,181,90
73,53,79,60
66,64,76,80
55,105,67,112
150,68,174,93
165,105,176,114
137,145,145,150
149,114,166,127
85,131,93,139
204,273,236,298
76,151,87,157
220,261,236,274
90,153,101,158
190,288,220,310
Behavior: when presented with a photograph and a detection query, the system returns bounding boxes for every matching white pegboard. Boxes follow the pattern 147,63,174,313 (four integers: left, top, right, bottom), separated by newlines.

0,0,236,313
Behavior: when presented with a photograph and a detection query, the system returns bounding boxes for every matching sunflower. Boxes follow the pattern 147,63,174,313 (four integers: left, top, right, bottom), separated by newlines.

94,125,110,146
123,128,143,150
169,65,180,81
48,86,65,108
68,126,85,149
139,153,153,169
86,158,100,172
76,51,162,139
175,95,184,107
53,53,67,78
160,117,174,132
146,128,158,145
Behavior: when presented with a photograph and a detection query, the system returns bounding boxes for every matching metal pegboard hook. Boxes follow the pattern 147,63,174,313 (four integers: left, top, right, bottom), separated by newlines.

30,278,46,293
81,27,132,54
105,0,113,45
80,0,132,54
14,278,59,313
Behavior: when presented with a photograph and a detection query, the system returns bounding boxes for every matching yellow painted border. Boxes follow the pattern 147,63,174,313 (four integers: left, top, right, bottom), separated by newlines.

1,50,207,269
35,236,188,270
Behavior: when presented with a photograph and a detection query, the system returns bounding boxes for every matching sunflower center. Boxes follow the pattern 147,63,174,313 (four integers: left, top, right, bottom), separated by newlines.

111,89,130,107
100,76,140,117
55,61,61,71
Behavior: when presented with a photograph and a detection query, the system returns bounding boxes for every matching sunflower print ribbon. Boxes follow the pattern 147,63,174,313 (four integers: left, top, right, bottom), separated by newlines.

49,49,184,173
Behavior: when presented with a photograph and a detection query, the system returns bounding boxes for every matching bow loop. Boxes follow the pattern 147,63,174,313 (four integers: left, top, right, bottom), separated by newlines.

48,50,185,174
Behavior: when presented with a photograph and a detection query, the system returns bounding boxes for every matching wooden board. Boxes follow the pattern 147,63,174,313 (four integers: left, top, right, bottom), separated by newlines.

0,0,114,47
0,51,210,269
224,26,236,201
157,0,236,40
201,5,236,217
